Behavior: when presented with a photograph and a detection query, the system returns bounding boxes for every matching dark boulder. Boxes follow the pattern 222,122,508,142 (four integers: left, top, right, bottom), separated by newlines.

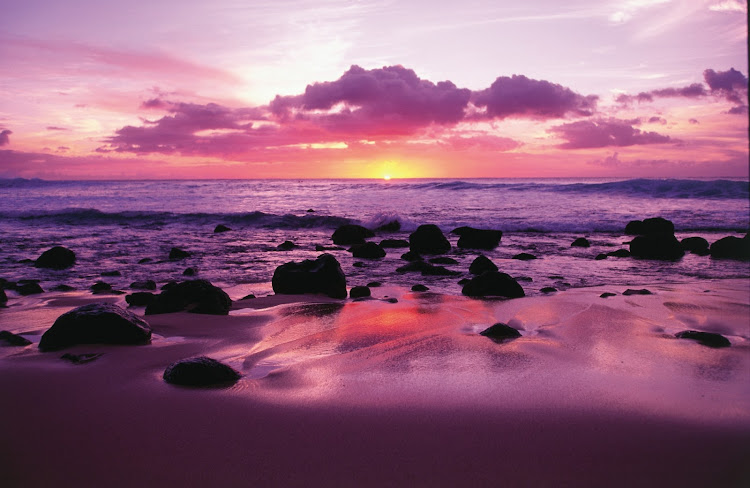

35,246,76,269
380,239,410,248
429,257,458,265
680,237,710,255
169,247,191,260
183,267,197,276
709,235,750,261
630,234,684,260
396,261,460,276
276,240,296,251
607,249,631,258
411,284,429,292
17,282,44,295
675,330,731,348
367,281,382,288
376,220,401,232
453,227,503,250
130,280,157,290
0,330,32,346
469,255,498,275
214,224,231,233
479,323,521,343
101,270,121,277
138,258,153,264
52,284,76,292
145,279,232,315
409,224,450,254
512,253,537,261
600,292,617,298
39,303,152,352
462,272,525,298
241,294,256,300
350,242,386,259
400,251,423,262
349,286,371,299
332,224,374,245
125,292,156,307
90,281,112,292
163,356,241,387
540,287,557,293
595,253,608,260
626,217,675,235
272,254,347,299
61,352,103,364
571,238,590,248
623,289,652,296
0,288,6,304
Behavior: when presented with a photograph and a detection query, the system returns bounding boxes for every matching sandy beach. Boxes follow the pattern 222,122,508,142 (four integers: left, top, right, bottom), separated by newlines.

1,279,749,487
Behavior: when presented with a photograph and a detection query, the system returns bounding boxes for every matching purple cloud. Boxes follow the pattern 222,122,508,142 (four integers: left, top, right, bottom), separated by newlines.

727,105,748,115
472,74,597,119
0,129,11,146
616,83,706,104
46,126,70,131
648,116,667,125
704,68,748,104
688,118,699,124
551,118,674,149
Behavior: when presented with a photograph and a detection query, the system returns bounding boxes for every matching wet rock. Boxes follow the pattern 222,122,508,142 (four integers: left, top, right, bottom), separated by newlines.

571,237,590,248
549,275,564,280
709,235,750,261
276,240,296,251
396,261,460,276
512,253,537,261
540,287,557,293
376,220,401,232
411,284,429,292
169,247,191,260
90,281,112,292
457,278,470,285
146,279,232,315
332,224,374,245
125,292,156,307
350,242,386,259
680,237,710,255
409,224,450,254
138,258,153,264
272,253,347,299
380,239,410,248
623,288,652,296
515,276,533,282
130,280,157,290
61,352,103,364
469,255,497,275
51,284,76,292
384,298,398,304
607,249,631,258
163,356,241,387
479,323,521,343
0,288,6,304
17,282,44,295
183,267,197,276
39,303,152,352
675,330,731,348
161,281,178,290
35,246,76,269
214,224,231,233
452,227,503,250
352,262,366,268
315,244,344,252
350,286,371,298
462,272,525,298
429,257,458,265
101,270,121,277
400,251,423,262
630,234,684,260
600,292,617,298
626,217,675,236
306,209,315,213
241,294,256,300
595,253,608,260
0,330,32,346
367,281,382,288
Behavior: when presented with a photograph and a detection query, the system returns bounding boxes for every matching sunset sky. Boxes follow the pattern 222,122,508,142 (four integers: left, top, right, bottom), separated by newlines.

1,0,747,179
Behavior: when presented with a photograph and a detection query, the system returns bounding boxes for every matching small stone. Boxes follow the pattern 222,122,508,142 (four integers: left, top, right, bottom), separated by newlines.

183,267,197,276
411,284,429,292
350,286,371,299
571,238,590,248
0,330,32,346
61,352,103,364
52,284,76,292
35,246,76,269
600,292,617,298
469,255,498,275
101,270,121,277
130,280,157,290
607,249,631,258
214,224,231,233
276,240,296,251
241,293,256,300
429,257,458,265
169,247,191,260
540,287,557,293
367,281,382,288
138,258,153,264
595,253,608,260
90,281,112,292
623,288,652,296
17,282,44,295
125,292,156,307
512,253,537,260
163,356,241,387
675,330,731,348
479,323,521,343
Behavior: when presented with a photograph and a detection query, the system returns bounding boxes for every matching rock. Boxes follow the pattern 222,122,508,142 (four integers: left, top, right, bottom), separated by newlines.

600,292,617,298
51,284,76,292
39,303,152,352
90,281,112,292
376,220,401,232
607,249,631,258
457,278,470,285
411,284,429,292
241,294,256,300
512,253,537,261
630,234,683,260
332,224,374,245
0,288,6,304
429,257,458,265
409,224,450,254
130,280,157,290
623,288,652,296
515,276,533,282
306,209,315,213
571,237,590,248
709,235,750,261
352,262,366,268
161,281,178,290
549,275,564,280
0,330,32,346
349,286,371,298
276,240,296,251
163,356,241,387
384,298,398,304
350,242,386,259
626,217,675,235
380,239,410,248
396,261,460,276
479,323,521,343
125,292,156,307
272,254,347,299
17,282,44,295
453,227,503,250
675,330,731,348
595,253,608,260
367,281,382,287
169,247,191,260
61,352,103,364
183,267,197,276
462,272,525,298
34,246,76,269
146,279,232,315
101,270,121,277
138,258,153,264
680,237,710,255
400,251,423,262
214,224,231,233
540,287,557,293
469,255,498,275
625,220,644,235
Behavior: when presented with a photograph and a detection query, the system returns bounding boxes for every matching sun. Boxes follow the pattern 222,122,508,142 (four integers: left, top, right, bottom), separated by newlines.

383,174,392,180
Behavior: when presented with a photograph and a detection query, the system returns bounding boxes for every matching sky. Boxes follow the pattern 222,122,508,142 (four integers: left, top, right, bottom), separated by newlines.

0,0,747,179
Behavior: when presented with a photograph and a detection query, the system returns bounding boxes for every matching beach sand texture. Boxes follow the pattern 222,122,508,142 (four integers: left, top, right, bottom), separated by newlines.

1,281,749,487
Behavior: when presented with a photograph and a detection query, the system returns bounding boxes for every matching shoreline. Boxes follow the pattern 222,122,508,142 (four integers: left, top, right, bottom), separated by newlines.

1,278,749,486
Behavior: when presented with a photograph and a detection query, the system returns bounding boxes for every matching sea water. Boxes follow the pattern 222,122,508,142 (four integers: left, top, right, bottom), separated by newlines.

1,177,748,297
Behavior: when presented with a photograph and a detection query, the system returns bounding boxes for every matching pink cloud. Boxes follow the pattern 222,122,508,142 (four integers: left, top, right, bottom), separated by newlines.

0,129,11,146
472,74,597,119
46,126,70,131
551,118,675,149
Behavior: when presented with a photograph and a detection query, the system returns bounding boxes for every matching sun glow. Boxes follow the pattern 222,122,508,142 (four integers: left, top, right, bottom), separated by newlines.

383,174,392,180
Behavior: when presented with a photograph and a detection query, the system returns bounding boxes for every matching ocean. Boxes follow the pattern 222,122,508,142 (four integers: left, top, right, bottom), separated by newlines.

1,177,748,297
